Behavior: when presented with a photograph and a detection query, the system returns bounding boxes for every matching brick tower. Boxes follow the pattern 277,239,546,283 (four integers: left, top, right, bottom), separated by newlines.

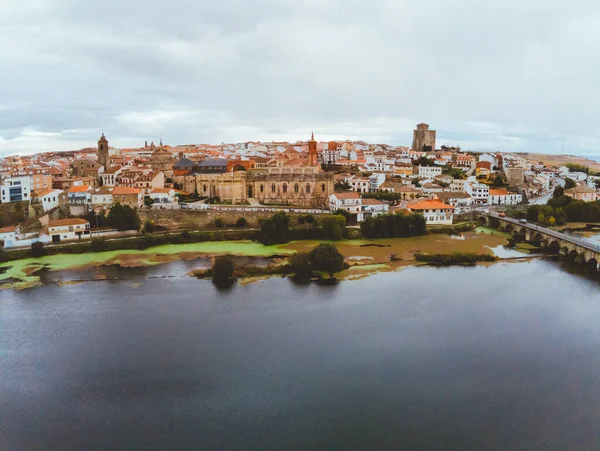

98,132,110,170
308,132,318,166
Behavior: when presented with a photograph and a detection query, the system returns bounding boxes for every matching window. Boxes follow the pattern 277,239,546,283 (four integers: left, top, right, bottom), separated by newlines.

294,184,299,193
203,184,207,193
322,184,326,192
271,184,276,193
306,184,311,194
260,184,264,193
283,184,287,193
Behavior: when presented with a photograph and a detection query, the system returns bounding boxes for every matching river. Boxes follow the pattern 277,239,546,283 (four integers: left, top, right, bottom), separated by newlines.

2,259,600,450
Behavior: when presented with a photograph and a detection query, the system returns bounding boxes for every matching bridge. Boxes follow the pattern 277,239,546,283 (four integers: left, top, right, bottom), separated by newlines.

482,212,600,267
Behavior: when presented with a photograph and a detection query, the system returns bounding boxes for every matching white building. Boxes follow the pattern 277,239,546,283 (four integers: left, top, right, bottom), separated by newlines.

1,176,32,203
48,218,91,243
408,199,454,225
435,192,473,207
329,192,361,216
91,187,113,207
466,182,490,205
0,226,17,247
418,166,443,178
34,188,63,212
149,188,179,205
345,175,370,193
369,173,387,192
360,198,389,221
488,189,523,205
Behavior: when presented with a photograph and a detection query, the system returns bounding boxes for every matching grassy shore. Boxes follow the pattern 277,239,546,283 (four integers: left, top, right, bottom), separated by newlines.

0,229,511,289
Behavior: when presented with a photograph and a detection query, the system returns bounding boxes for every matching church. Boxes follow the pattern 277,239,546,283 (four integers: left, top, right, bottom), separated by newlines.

179,134,334,207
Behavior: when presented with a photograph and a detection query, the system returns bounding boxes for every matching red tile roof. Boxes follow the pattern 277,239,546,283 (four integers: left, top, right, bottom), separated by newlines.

112,186,142,195
48,218,89,227
68,185,91,193
408,200,454,210
332,192,360,199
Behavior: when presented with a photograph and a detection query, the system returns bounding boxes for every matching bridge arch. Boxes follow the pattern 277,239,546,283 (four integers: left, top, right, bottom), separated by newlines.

547,240,560,254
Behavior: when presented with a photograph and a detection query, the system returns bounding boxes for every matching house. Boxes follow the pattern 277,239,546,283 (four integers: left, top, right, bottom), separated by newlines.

135,171,165,195
360,198,389,221
0,226,17,247
345,175,371,193
1,176,31,203
329,192,361,216
48,218,91,243
434,191,473,207
369,173,387,192
32,188,64,212
488,189,523,205
466,182,490,205
68,185,92,206
564,186,598,202
418,166,443,178
476,161,492,176
91,187,114,208
420,182,443,195
149,188,178,205
434,174,454,186
455,154,475,168
407,199,455,225
101,165,123,186
112,186,144,209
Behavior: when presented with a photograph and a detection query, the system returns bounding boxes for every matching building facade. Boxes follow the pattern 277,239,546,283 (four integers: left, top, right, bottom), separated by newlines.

411,123,436,152
1,176,31,203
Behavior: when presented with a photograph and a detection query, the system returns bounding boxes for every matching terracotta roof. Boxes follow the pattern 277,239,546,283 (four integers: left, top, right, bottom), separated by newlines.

332,192,360,199
489,189,511,196
32,188,55,198
0,226,16,233
112,186,142,195
436,192,471,199
565,187,596,194
408,200,454,210
48,218,89,227
150,188,172,194
68,185,91,193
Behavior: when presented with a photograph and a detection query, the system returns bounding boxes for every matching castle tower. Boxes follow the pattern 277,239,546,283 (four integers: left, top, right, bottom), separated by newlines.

308,132,318,166
411,123,436,152
98,132,110,170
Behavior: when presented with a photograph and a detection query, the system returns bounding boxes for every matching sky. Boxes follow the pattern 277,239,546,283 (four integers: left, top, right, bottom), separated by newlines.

2,0,600,156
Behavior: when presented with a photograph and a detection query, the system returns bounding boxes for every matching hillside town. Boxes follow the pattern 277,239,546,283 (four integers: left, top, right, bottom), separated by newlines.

0,122,593,248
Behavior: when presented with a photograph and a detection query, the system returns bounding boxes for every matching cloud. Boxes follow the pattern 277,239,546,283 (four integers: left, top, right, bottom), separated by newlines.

1,0,600,156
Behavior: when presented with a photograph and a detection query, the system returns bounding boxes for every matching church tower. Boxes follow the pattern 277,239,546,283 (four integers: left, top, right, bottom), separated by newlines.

98,132,110,170
308,132,318,166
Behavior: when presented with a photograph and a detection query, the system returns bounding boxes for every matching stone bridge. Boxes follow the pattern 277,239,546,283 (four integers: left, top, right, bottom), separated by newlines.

481,212,600,267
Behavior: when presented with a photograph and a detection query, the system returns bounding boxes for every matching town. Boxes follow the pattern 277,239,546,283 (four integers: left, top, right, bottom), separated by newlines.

0,122,594,249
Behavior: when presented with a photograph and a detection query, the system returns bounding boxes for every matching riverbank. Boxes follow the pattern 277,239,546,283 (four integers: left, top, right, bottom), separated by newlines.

0,228,511,289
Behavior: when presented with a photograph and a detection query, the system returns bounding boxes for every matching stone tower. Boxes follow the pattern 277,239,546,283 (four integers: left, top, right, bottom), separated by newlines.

98,132,110,170
308,132,318,166
411,123,436,152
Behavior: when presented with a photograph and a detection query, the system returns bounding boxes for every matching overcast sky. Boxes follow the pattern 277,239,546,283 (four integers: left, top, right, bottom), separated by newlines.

2,0,600,156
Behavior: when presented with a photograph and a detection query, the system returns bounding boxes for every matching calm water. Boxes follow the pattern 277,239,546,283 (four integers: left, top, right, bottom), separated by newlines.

3,260,600,450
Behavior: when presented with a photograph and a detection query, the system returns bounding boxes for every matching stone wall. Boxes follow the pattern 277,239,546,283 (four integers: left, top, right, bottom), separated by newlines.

139,209,316,230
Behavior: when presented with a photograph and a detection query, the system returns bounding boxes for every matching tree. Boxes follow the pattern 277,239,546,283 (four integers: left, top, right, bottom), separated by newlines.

321,214,347,240
259,212,290,245
548,216,556,227
214,218,224,229
236,217,248,228
288,250,312,275
553,186,564,198
297,215,306,225
416,156,435,167
143,219,155,233
492,175,505,187
305,214,315,224
30,241,46,258
332,208,351,222
334,180,351,192
106,203,141,231
564,178,576,189
89,238,108,252
180,230,191,241
144,197,154,207
309,243,345,274
212,255,235,288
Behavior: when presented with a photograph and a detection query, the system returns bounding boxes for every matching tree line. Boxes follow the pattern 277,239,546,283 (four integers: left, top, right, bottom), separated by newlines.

360,213,426,239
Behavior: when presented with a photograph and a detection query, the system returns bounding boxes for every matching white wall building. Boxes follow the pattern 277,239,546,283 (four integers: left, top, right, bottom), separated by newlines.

418,166,443,178
329,192,361,216
1,176,32,203
488,189,523,205
48,218,91,243
360,198,389,221
408,199,454,225
35,188,63,212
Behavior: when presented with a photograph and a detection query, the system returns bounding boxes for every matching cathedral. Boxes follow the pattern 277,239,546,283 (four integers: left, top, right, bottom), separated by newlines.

179,133,334,207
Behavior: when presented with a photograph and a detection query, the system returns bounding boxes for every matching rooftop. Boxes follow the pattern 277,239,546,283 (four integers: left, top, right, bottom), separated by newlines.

408,200,454,210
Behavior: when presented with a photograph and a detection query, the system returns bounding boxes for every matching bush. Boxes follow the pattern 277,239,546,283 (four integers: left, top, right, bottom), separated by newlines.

297,215,306,225
289,251,312,275
564,178,576,189
212,255,235,287
309,243,345,273
180,230,191,242
144,197,154,206
415,252,496,266
30,241,46,258
106,203,141,231
143,219,155,233
360,212,426,239
320,214,346,240
305,214,315,224
259,212,290,245
89,238,109,252
214,218,224,229
236,217,248,228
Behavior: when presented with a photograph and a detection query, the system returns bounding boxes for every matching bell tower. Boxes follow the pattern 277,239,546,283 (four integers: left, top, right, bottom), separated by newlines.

308,132,318,166
98,132,110,170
